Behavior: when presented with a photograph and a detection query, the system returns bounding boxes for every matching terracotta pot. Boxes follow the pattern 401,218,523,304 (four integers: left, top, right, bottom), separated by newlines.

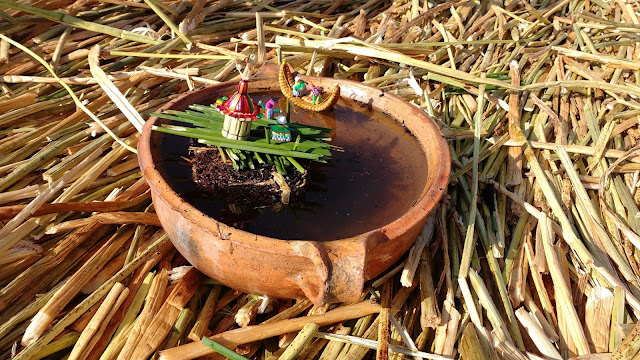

138,64,450,305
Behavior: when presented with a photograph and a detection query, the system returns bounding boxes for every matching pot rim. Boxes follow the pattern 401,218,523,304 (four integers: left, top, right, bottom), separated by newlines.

138,70,450,249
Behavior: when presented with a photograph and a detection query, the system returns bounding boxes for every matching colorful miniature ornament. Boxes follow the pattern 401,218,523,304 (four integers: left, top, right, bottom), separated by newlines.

270,115,291,142
291,76,308,97
216,96,228,107
278,61,340,112
217,80,260,140
264,99,276,119
307,83,322,105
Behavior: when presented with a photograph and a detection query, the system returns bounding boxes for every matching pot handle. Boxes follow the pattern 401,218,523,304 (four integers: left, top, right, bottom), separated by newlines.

292,232,385,305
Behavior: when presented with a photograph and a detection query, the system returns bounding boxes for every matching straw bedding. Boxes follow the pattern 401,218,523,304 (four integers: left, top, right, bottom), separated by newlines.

1,0,640,359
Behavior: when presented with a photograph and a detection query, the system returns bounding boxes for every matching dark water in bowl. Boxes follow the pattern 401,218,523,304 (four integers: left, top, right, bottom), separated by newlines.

155,95,428,241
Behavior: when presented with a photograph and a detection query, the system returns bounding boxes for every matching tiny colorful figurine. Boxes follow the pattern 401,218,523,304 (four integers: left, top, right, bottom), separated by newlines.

279,61,340,112
307,83,322,105
217,80,260,140
264,99,276,119
270,115,291,142
292,76,308,97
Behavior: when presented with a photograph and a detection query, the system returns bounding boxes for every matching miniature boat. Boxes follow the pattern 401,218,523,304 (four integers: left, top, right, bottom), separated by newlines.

278,61,340,112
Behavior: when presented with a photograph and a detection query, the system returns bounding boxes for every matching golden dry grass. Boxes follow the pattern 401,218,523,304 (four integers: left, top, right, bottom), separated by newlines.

1,0,640,359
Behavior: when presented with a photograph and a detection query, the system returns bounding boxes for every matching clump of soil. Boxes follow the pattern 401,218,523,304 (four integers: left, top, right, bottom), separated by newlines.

190,147,308,207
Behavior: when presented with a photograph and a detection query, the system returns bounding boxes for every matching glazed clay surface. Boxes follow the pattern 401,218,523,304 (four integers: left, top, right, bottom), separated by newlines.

138,65,450,304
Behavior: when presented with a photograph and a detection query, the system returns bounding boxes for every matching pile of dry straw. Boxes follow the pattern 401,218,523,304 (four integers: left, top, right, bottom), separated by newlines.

1,0,640,359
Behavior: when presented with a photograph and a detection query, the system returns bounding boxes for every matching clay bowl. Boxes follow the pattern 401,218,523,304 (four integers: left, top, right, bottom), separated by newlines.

138,64,450,305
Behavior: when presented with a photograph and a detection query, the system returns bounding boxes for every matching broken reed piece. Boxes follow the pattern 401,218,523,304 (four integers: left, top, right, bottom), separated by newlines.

99,272,154,359
0,254,40,283
0,279,67,342
609,287,626,352
81,250,127,294
612,320,640,360
491,327,527,360
522,291,559,343
163,308,193,350
45,212,161,234
431,297,461,357
210,301,244,336
33,331,80,359
0,92,36,113
0,192,150,219
235,295,263,328
419,246,441,329
0,184,43,206
106,157,141,177
506,238,527,307
296,335,328,360
188,285,221,341
279,323,319,360
129,267,203,360
68,282,129,360
458,324,489,360
505,60,522,187
338,281,419,360
585,287,614,353
158,301,381,360
0,240,41,268
0,147,102,255
117,269,169,360
515,307,561,360
21,225,135,347
539,215,590,356
400,211,436,287
317,324,351,360
376,281,391,360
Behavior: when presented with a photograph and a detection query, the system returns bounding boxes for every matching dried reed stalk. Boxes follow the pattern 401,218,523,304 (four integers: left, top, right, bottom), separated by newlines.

318,325,351,360
99,271,154,359
0,192,150,219
585,287,614,353
0,147,101,254
68,282,129,360
129,267,203,359
459,323,489,360
13,234,170,360
279,323,319,360
611,320,640,360
515,307,562,360
45,212,160,234
235,295,263,328
4,1,640,360
431,298,460,356
419,246,441,329
159,301,381,360
22,225,134,346
377,282,391,360
88,45,145,133
117,269,168,360
188,285,221,341
401,212,436,287
0,92,35,113
540,215,590,356
506,61,522,186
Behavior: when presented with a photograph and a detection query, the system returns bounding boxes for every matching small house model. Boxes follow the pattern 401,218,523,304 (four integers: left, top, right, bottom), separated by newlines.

217,80,260,140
